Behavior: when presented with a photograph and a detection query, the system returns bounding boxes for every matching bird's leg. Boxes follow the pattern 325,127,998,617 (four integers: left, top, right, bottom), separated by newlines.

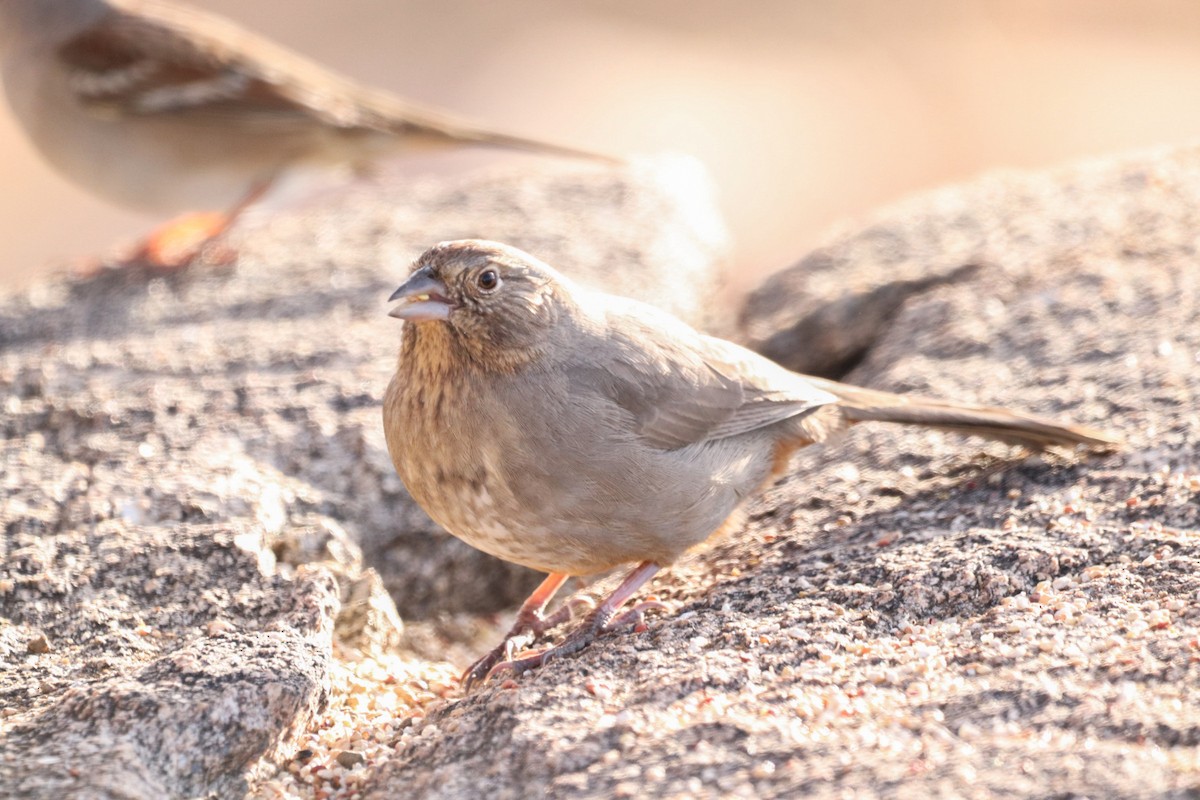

135,211,234,269
461,572,569,689
484,561,662,684
124,179,274,272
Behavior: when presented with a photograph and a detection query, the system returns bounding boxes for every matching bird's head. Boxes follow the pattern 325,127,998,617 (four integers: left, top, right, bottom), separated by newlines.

388,240,578,370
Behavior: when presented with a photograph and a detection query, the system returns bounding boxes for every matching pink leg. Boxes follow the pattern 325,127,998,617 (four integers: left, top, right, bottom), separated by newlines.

117,178,274,273
484,561,662,684
461,573,569,689
135,211,235,269
508,572,571,635
588,561,662,629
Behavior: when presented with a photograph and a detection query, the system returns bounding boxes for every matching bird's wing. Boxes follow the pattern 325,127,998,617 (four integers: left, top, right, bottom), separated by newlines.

696,332,839,440
571,299,837,450
53,0,617,160
54,0,386,129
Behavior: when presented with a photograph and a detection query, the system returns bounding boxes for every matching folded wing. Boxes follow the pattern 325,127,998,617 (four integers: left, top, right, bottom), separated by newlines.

570,298,837,450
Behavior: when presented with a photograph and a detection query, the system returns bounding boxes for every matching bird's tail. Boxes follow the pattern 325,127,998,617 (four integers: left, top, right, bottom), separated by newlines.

804,376,1121,450
424,120,623,164
364,91,623,164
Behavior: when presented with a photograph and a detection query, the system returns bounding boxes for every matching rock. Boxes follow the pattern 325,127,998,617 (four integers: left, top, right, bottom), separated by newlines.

7,139,1198,798
0,531,338,800
269,515,405,652
362,145,1200,798
0,157,729,798
738,147,1199,378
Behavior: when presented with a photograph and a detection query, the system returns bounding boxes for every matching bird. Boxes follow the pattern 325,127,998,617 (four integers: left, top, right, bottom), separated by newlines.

0,0,616,270
381,240,1120,689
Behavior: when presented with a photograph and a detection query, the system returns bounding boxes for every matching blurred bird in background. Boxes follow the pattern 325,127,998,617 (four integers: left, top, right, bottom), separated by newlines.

0,0,615,272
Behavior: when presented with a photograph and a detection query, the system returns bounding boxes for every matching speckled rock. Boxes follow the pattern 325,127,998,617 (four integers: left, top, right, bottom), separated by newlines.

0,507,339,799
6,142,1199,799
0,157,729,798
739,149,1197,379
362,146,1199,799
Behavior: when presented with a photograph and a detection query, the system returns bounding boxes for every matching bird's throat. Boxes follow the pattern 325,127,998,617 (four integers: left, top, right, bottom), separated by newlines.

399,322,466,382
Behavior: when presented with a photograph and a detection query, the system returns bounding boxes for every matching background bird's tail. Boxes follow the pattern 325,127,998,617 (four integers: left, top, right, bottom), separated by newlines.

423,120,623,164
804,376,1121,450
364,91,624,164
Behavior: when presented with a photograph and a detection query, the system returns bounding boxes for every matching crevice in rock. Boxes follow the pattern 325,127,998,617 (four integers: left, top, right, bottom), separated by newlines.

743,261,983,378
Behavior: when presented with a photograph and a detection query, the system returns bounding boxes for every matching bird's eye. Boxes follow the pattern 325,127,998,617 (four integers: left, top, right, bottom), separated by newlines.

476,269,500,291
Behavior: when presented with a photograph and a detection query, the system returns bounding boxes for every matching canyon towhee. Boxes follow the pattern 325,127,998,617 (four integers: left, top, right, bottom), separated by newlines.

382,240,1118,688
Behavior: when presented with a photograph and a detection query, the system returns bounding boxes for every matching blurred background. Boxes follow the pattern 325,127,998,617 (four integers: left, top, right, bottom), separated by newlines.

4,0,1200,291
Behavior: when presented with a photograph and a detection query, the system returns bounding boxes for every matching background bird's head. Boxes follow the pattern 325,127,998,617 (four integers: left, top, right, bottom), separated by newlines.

388,240,576,370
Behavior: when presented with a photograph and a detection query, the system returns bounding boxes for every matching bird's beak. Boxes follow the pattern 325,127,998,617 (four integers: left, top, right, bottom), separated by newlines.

387,267,455,322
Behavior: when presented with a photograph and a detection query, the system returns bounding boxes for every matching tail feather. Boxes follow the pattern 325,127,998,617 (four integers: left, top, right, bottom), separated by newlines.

364,92,623,164
425,123,624,165
804,376,1120,450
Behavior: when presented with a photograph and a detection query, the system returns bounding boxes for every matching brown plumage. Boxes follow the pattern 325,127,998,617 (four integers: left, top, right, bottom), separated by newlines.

382,240,1119,688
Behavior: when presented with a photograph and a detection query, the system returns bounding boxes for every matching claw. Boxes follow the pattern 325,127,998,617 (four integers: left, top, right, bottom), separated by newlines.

484,652,541,683
461,634,536,690
462,652,503,691
484,626,595,684
460,659,491,691
566,594,598,615
607,600,669,632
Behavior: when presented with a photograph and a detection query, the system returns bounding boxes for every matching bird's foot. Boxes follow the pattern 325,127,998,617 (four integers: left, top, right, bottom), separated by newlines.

607,599,670,633
133,211,236,271
460,594,596,691
483,600,668,685
68,212,237,281
483,621,600,684
460,634,532,691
